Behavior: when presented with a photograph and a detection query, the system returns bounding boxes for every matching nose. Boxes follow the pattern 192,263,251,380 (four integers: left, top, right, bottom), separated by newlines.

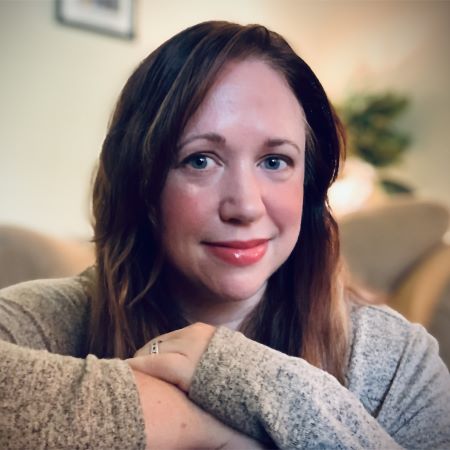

219,167,266,224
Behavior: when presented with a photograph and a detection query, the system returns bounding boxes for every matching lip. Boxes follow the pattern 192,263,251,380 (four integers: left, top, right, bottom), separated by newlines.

204,239,269,266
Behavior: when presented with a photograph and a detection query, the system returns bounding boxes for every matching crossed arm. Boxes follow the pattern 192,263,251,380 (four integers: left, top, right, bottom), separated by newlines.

2,277,449,449
128,320,450,449
0,277,264,449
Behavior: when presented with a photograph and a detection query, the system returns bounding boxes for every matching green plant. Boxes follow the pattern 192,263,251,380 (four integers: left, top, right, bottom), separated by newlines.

338,92,412,167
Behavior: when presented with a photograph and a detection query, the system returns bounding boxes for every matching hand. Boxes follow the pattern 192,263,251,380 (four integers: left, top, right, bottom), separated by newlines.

128,322,216,392
131,369,268,450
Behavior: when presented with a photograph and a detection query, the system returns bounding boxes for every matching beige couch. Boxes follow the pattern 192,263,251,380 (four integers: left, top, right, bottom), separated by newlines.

0,225,93,289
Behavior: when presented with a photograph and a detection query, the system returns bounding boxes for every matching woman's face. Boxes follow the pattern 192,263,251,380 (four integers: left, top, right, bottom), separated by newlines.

160,58,306,305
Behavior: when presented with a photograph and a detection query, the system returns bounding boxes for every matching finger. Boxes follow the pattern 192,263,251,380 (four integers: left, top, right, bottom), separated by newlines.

127,354,193,392
134,322,214,357
136,330,187,356
154,338,188,355
134,341,153,357
135,338,188,357
151,322,211,343
149,326,190,343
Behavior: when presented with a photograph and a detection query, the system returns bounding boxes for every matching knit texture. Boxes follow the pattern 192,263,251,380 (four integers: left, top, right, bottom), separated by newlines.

0,275,146,450
1,275,449,449
190,306,450,449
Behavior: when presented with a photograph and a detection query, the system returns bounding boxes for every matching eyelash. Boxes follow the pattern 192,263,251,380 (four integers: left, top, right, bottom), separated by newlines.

260,155,291,170
179,153,293,171
181,153,217,170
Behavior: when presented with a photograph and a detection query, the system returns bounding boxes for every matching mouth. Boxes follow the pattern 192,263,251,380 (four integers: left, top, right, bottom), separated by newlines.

203,239,269,266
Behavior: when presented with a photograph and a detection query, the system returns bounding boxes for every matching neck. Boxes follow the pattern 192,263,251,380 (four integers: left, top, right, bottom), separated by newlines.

163,270,264,331
180,293,262,331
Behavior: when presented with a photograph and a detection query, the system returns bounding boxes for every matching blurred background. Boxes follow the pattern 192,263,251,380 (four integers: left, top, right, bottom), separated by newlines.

0,0,449,365
0,0,449,237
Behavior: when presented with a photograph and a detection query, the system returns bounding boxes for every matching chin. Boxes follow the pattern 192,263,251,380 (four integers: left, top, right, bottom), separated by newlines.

203,278,268,304
166,262,270,305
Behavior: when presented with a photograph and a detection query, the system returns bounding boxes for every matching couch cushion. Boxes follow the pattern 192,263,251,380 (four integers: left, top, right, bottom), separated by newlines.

339,198,449,293
0,225,94,289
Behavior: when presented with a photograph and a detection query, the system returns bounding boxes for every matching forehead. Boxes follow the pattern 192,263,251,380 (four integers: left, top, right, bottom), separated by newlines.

182,58,307,142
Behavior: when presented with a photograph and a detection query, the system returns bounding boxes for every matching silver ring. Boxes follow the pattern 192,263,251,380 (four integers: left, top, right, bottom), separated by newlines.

150,340,161,354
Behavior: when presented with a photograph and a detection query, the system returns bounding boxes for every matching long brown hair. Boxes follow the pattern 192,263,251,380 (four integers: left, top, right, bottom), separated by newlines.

88,21,348,384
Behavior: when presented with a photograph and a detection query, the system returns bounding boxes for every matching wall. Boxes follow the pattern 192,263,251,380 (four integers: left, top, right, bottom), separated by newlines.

0,0,448,238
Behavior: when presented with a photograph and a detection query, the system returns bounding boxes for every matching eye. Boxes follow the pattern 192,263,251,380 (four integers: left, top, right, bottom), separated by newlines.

261,156,289,171
183,154,213,170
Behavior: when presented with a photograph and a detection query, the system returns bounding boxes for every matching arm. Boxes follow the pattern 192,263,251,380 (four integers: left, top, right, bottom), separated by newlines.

0,274,91,354
0,277,265,449
189,327,402,449
0,339,146,449
132,369,267,450
189,324,450,449
0,276,145,448
132,316,450,449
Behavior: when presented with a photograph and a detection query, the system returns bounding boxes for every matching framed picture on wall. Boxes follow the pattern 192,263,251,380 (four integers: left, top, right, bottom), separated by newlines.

56,0,134,40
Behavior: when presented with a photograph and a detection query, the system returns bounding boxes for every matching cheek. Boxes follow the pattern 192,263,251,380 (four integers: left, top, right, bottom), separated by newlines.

161,179,212,240
267,182,304,236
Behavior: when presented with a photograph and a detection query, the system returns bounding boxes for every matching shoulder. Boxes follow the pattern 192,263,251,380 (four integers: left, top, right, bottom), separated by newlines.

347,303,445,412
0,269,92,310
349,302,419,348
0,269,93,353
348,302,435,359
348,302,437,374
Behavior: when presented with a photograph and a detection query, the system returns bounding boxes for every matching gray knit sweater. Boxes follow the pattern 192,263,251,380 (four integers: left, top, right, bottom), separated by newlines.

0,274,449,449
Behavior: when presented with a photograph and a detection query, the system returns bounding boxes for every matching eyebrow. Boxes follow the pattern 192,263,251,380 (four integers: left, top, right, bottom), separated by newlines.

177,133,225,150
265,138,302,153
178,133,302,153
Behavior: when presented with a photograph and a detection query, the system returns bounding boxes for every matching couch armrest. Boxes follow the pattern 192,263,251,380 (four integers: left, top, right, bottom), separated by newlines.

389,243,450,326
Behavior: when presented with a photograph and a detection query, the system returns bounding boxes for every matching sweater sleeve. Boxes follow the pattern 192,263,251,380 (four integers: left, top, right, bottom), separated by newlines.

347,307,450,450
0,275,147,449
0,274,91,355
189,320,450,449
0,341,146,450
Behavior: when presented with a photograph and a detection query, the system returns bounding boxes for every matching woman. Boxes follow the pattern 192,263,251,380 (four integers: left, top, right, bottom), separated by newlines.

0,21,449,449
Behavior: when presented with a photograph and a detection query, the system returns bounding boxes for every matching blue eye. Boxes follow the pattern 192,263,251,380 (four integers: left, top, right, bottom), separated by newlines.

185,154,210,169
262,156,287,170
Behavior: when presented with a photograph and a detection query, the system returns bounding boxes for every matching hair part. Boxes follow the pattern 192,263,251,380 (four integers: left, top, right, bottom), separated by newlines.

88,21,349,384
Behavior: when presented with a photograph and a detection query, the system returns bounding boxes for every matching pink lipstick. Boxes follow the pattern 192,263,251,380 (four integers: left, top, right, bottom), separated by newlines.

204,239,268,266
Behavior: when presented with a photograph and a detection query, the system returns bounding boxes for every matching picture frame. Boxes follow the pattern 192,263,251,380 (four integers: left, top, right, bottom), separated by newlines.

56,0,134,40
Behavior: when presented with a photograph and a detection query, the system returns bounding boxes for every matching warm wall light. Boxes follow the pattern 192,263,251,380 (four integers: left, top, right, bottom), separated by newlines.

328,158,377,216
